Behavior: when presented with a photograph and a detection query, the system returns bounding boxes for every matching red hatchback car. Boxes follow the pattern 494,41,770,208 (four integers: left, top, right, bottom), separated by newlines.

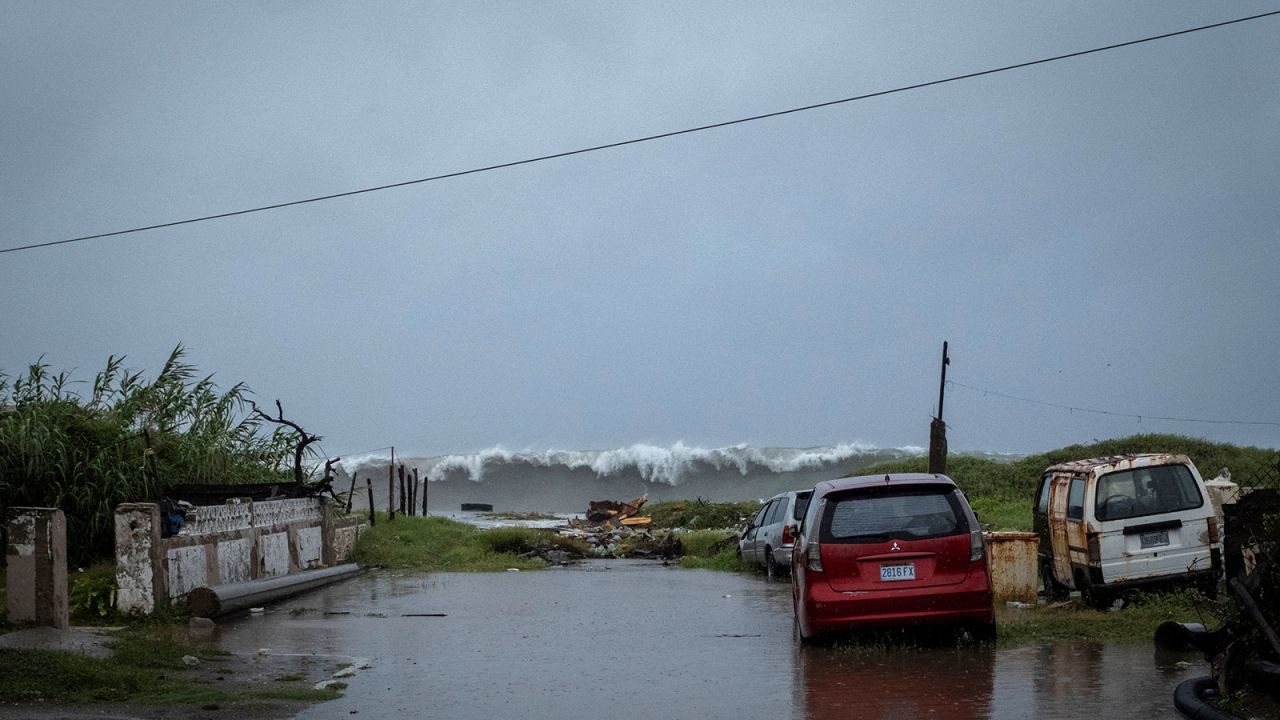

792,473,995,641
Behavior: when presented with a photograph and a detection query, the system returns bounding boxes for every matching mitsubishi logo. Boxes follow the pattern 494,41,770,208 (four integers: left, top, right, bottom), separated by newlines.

890,541,901,552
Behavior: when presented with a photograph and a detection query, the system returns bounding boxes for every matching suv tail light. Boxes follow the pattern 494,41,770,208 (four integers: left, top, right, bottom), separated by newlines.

969,528,985,562
1207,517,1220,544
806,542,824,572
782,524,795,546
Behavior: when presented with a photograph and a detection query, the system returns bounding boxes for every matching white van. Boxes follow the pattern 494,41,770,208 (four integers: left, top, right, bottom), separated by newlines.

1033,453,1221,606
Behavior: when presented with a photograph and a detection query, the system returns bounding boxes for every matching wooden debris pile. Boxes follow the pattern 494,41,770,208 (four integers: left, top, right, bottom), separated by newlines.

560,497,681,559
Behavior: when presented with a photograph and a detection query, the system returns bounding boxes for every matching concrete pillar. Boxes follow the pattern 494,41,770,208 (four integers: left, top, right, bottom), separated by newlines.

114,503,163,614
320,498,336,568
6,507,69,629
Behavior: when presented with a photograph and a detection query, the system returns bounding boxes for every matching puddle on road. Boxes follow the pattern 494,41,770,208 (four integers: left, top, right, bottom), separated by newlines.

213,560,1206,720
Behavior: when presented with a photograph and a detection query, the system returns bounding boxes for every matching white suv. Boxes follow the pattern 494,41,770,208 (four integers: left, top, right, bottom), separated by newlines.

739,490,812,577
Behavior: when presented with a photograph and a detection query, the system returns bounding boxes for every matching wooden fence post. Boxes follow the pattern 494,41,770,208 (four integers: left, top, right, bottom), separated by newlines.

366,479,376,526
418,468,427,516
398,464,407,515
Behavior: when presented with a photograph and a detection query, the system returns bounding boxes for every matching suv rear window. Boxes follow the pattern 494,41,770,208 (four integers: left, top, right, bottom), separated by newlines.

1094,463,1204,521
819,486,967,543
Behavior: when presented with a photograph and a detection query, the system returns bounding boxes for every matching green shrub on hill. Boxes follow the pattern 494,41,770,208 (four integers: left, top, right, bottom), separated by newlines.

853,434,1276,531
641,500,762,530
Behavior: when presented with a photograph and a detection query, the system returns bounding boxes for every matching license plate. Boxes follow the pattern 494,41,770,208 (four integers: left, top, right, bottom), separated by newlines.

880,563,915,582
1140,529,1170,548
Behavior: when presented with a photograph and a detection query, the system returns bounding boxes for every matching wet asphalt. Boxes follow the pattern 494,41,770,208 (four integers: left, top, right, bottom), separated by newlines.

213,560,1208,720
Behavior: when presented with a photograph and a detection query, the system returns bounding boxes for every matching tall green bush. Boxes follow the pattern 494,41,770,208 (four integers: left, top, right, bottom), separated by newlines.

0,346,310,564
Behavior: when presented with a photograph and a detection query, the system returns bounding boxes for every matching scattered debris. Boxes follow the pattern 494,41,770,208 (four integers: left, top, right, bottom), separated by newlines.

402,613,448,617
332,666,358,679
314,679,347,691
557,497,682,560
182,655,200,667
1164,483,1279,718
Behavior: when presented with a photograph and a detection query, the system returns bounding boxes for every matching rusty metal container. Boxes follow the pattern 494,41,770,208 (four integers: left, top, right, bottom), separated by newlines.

985,531,1039,602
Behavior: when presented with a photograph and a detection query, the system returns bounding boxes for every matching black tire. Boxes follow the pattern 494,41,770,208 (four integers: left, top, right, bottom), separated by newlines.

1041,559,1069,601
1076,570,1112,610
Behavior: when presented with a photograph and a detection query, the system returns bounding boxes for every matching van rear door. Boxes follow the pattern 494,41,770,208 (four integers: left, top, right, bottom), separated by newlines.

1090,463,1214,583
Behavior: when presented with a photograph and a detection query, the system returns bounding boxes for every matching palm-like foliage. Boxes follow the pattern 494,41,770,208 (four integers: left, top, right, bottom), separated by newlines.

0,346,313,564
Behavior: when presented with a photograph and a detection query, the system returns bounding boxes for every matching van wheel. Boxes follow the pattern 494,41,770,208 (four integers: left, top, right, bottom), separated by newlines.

765,547,777,580
1041,560,1069,601
1076,571,1112,609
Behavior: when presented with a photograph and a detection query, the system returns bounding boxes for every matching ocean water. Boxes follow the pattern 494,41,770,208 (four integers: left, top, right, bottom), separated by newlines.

337,442,940,514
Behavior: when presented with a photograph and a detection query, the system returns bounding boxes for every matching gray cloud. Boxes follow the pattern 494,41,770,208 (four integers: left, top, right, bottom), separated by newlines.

3,2,1278,456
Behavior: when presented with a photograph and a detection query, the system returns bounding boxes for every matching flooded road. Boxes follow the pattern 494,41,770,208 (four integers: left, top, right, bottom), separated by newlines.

215,561,1205,719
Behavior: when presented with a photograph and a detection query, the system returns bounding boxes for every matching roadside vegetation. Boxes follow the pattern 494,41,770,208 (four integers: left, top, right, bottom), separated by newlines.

997,590,1215,646
676,529,754,571
0,631,339,705
640,500,761,530
350,514,589,571
0,346,316,564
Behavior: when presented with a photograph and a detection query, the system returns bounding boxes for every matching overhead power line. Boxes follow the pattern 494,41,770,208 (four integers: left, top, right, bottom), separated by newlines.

4,9,1278,256
947,380,1280,428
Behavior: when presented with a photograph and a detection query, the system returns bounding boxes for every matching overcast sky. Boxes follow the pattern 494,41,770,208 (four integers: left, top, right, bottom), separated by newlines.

3,2,1278,458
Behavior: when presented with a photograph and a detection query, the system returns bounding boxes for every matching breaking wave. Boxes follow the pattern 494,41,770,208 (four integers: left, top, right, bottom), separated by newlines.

344,442,924,486
339,442,929,512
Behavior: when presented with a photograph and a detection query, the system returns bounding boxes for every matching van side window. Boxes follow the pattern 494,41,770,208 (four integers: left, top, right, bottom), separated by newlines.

1067,477,1085,520
1035,475,1052,515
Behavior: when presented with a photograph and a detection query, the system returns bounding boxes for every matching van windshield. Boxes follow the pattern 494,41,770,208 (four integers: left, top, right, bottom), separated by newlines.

1094,464,1204,521
820,486,965,543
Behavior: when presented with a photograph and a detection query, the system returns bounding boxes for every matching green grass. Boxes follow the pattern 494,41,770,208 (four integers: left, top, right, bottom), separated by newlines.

0,629,342,706
350,514,587,571
997,590,1216,646
676,529,754,572
968,496,1032,532
641,500,761,530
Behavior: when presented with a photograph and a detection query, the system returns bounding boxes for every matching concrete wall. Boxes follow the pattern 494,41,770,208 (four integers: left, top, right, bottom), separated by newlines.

115,498,367,614
5,508,69,628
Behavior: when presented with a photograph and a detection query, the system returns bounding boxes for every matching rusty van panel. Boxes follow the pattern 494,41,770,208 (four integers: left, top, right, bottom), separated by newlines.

1046,453,1193,480
1048,475,1074,587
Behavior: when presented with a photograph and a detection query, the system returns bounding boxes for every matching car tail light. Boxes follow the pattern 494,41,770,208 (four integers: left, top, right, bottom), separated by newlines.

969,528,984,562
782,524,795,546
806,542,824,572
1207,517,1220,544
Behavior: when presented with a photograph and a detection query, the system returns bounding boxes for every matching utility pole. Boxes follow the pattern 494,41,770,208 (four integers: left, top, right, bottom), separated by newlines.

929,341,950,475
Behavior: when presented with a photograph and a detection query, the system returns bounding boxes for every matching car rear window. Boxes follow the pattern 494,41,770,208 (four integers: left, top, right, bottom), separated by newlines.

1094,463,1204,521
820,486,967,543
